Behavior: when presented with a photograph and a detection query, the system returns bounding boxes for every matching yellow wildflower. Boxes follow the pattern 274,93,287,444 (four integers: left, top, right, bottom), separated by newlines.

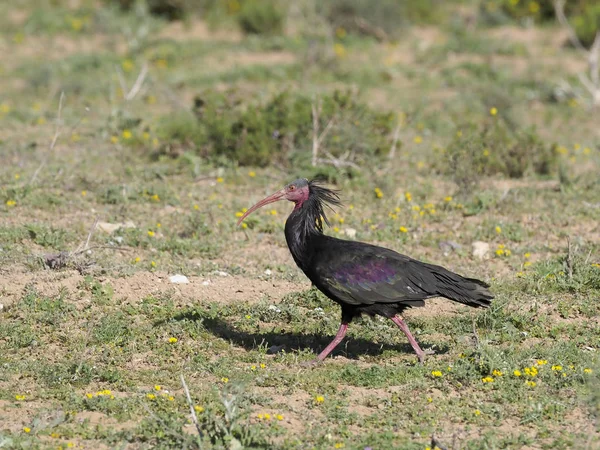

405,192,412,202
169,337,178,343
444,196,452,202
529,1,540,13
6,200,16,207
334,443,345,449
482,376,494,383
248,171,256,177
216,177,224,183
495,226,502,234
122,129,132,140
276,414,284,421
122,59,134,72
490,107,498,116
315,395,325,404
537,360,548,366
154,385,161,391
414,136,423,144
264,413,271,420
492,369,503,377
260,363,266,369
147,394,156,400
399,226,408,233
221,377,229,383
513,370,522,377
15,395,26,401
551,365,562,371
147,230,155,237
333,43,346,58
194,405,204,413
474,409,481,416
526,380,537,387
584,368,593,374
431,370,443,378
23,427,31,433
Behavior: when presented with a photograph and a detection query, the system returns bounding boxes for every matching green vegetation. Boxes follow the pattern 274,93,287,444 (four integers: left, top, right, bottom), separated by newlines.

0,0,598,448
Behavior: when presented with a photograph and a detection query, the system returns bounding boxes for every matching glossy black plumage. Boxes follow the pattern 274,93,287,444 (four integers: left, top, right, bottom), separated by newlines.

239,179,494,363
284,181,493,324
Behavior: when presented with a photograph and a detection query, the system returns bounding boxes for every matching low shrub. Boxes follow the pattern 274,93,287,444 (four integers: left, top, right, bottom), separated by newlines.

437,115,558,195
237,0,285,35
155,89,395,171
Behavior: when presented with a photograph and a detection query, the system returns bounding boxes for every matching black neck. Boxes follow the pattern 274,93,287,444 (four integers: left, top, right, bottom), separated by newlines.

284,201,322,271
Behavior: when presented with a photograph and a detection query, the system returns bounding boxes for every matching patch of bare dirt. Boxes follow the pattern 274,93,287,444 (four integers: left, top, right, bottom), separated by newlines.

203,50,297,73
159,20,242,42
0,34,127,70
0,267,305,308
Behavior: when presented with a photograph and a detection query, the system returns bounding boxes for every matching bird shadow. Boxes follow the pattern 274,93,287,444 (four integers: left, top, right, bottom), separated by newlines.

161,310,449,361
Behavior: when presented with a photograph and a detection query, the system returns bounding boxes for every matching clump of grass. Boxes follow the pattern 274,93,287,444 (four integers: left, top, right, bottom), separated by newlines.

438,112,558,196
324,0,444,40
237,0,285,35
480,0,599,47
108,0,195,21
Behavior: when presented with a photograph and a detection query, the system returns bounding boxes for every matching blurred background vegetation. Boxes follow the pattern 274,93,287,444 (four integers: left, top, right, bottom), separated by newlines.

1,0,598,190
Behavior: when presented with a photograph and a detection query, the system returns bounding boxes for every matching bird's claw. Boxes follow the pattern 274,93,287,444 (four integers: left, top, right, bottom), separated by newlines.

416,348,436,364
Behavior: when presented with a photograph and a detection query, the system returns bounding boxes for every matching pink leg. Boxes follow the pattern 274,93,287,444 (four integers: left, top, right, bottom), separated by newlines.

390,316,427,364
316,322,348,361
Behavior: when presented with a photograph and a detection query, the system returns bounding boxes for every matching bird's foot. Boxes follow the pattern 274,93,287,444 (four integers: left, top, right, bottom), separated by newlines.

300,358,323,368
416,348,436,365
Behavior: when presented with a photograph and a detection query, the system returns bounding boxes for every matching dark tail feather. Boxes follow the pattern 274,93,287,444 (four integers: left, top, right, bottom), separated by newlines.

431,270,494,308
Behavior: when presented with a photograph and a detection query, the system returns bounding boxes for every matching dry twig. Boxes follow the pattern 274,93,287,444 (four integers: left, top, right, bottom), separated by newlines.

566,237,574,281
311,98,335,167
181,374,204,442
115,62,149,102
388,123,401,161
30,91,65,185
554,0,600,106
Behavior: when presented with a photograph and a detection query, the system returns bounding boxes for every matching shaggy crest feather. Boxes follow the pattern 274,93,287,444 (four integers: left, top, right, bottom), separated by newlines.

305,180,341,234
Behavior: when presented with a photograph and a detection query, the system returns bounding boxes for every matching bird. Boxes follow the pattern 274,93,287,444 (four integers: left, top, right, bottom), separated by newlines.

237,178,493,364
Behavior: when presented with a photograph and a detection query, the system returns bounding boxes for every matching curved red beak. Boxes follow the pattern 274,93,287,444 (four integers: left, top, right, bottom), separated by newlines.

237,188,286,226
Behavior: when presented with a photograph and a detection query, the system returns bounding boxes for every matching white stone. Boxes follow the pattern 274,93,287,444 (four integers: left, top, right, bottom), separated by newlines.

97,221,136,234
343,228,357,238
472,241,490,260
264,269,272,275
202,280,211,286
169,274,189,284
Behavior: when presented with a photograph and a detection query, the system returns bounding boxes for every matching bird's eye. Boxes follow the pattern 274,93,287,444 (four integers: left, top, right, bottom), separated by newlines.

289,185,296,191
